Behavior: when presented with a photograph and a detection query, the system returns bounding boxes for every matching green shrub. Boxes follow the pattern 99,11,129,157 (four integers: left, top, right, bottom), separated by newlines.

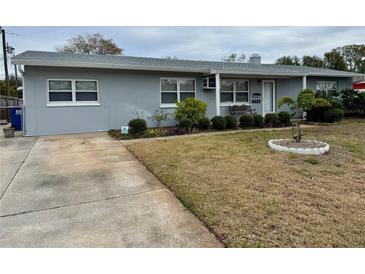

340,88,365,116
313,98,332,108
128,118,147,135
306,106,330,122
225,116,237,129
329,98,343,109
211,116,226,130
278,111,291,127
253,114,264,128
264,113,278,127
197,117,210,130
297,89,315,111
179,118,193,130
175,98,208,126
306,98,333,122
239,114,254,128
322,108,344,123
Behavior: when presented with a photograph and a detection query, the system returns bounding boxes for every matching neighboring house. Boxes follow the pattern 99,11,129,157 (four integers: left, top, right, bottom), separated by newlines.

12,51,364,136
353,81,365,92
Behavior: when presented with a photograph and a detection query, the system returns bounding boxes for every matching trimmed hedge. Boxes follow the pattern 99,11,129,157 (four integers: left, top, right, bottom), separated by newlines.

264,113,278,127
253,114,264,128
179,118,193,130
211,116,226,130
278,111,291,126
307,106,331,122
197,117,210,130
239,114,254,128
225,116,237,129
322,108,344,123
128,118,147,135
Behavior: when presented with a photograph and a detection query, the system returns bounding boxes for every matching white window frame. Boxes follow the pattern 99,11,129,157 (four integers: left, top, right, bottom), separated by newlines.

316,81,337,96
220,79,250,106
160,78,196,108
47,79,100,107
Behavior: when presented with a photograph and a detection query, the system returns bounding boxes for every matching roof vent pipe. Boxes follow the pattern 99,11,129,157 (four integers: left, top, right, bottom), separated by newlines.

250,54,261,65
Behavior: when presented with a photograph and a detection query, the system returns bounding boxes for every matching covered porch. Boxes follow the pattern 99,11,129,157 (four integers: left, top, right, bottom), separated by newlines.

205,73,308,117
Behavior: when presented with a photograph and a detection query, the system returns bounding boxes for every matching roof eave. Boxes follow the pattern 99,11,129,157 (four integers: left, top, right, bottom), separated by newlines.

12,57,365,78
211,69,363,78
11,59,210,73
210,70,305,77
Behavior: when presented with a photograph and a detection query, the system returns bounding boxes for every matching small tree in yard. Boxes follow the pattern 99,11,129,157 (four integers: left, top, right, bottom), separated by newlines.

278,89,317,142
149,110,170,128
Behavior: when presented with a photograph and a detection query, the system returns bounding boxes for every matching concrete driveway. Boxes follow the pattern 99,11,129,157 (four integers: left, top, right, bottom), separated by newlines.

0,133,221,247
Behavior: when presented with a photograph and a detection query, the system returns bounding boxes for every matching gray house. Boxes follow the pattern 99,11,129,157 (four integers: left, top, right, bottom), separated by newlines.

12,51,362,136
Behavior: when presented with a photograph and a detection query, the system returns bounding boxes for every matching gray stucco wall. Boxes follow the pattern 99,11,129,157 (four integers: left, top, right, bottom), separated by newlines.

23,66,353,136
24,66,213,135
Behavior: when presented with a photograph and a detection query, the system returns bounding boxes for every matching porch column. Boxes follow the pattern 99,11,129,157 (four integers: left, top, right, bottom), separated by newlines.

302,75,307,90
215,73,220,115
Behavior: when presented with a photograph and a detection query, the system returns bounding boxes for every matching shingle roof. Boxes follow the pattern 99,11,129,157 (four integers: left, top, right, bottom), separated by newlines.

12,50,364,77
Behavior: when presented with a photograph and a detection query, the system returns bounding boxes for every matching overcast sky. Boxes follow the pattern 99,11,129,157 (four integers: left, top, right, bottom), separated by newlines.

1,26,365,77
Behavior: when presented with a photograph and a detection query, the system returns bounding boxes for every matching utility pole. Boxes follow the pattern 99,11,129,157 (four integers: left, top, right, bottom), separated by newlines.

1,27,10,106
14,61,18,97
11,48,18,97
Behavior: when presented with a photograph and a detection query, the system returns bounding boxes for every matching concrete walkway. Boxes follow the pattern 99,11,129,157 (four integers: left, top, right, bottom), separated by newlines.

0,133,221,247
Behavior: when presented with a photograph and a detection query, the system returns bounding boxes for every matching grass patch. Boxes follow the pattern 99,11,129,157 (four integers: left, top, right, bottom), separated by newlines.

340,140,365,160
297,169,313,178
304,157,320,165
127,119,365,247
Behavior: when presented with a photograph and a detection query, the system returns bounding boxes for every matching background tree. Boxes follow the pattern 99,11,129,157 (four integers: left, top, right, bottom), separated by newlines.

302,55,325,68
223,53,246,63
56,33,123,55
275,56,301,66
341,44,365,73
323,49,347,71
273,44,364,72
0,75,21,97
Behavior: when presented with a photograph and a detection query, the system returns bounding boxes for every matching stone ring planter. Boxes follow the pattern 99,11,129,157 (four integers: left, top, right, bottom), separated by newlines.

268,139,329,155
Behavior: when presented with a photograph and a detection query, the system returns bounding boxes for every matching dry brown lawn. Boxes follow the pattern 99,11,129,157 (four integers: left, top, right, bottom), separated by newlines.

126,119,365,247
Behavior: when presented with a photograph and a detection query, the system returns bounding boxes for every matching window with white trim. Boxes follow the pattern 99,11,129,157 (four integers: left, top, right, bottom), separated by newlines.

48,79,99,105
220,79,249,105
48,80,72,102
160,78,196,106
316,81,337,97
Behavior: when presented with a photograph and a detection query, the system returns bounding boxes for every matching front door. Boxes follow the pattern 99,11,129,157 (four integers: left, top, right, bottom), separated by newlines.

262,80,275,115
